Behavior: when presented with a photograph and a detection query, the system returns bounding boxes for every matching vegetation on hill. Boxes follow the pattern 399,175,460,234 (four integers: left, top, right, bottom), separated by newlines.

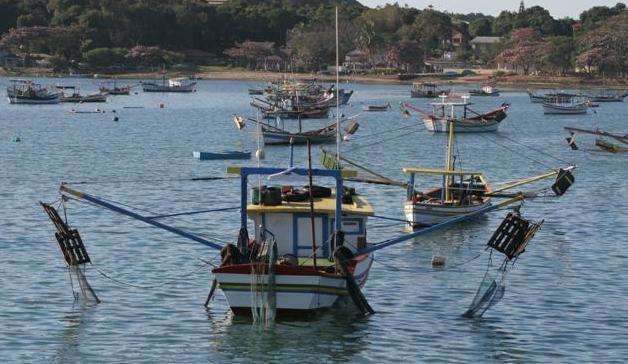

0,0,625,77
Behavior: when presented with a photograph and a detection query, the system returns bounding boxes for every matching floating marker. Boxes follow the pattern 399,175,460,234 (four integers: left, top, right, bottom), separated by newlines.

431,255,446,267
160,103,165,108
11,136,21,142
113,116,119,122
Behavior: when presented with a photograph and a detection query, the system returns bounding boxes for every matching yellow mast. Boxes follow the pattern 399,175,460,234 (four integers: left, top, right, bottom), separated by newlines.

444,114,455,203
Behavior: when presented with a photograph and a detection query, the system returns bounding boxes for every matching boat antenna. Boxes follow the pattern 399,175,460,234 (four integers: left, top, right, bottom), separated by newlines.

335,5,340,163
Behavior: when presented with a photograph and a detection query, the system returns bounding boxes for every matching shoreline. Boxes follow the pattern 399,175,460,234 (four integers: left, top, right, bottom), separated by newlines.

2,67,626,90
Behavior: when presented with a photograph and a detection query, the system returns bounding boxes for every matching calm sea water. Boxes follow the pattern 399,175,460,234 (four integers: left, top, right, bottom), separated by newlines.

0,77,626,363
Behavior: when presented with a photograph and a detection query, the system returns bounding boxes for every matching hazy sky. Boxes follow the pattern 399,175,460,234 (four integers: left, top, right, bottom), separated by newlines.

359,1,622,19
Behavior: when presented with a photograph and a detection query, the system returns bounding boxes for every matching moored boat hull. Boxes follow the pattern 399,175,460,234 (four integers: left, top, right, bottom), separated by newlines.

404,201,492,227
542,103,588,114
213,255,373,314
423,118,500,133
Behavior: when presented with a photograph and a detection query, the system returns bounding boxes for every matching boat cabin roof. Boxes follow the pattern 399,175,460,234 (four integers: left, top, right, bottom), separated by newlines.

247,193,374,216
403,167,484,177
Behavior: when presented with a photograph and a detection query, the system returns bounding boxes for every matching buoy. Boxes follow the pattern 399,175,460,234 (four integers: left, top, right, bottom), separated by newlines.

11,136,21,142
112,109,116,113
160,103,164,108
255,149,265,160
113,116,119,122
431,255,446,267
342,135,350,141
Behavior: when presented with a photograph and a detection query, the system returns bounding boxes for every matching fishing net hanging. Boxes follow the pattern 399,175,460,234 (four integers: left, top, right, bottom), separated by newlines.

41,201,100,304
250,237,277,327
463,212,543,318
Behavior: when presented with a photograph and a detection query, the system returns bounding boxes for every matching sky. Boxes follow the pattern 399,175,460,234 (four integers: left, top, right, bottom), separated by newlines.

358,1,622,19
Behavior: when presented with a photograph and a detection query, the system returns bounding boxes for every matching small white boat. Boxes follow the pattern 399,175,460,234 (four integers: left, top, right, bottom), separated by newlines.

142,77,196,93
362,103,390,111
542,100,588,115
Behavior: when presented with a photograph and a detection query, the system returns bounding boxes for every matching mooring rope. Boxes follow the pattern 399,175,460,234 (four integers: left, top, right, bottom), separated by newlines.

93,263,210,290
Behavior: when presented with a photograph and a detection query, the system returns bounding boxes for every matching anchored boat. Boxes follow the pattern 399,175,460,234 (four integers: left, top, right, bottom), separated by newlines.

469,85,500,97
411,83,449,98
403,117,575,228
142,77,196,93
542,98,588,115
362,103,391,112
6,79,61,104
212,164,375,315
403,96,509,133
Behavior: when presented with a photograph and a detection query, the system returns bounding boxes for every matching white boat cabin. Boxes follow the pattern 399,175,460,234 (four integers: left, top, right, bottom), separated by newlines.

246,188,373,258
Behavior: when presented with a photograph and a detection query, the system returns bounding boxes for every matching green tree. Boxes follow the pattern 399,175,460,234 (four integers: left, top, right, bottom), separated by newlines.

544,36,575,75
470,18,493,37
83,47,128,68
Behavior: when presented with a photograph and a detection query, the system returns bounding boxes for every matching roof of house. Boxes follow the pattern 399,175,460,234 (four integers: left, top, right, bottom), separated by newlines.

345,49,368,57
470,36,503,44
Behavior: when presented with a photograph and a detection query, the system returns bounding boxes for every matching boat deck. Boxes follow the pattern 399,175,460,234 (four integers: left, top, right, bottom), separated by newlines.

247,194,374,216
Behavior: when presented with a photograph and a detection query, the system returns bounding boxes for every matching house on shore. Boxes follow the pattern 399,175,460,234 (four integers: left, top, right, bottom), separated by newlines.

470,36,503,60
343,49,369,72
0,47,23,67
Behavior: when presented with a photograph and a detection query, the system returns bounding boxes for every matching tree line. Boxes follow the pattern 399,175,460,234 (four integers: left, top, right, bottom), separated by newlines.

0,0,625,77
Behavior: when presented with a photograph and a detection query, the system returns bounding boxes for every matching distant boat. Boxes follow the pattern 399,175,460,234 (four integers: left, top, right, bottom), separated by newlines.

61,91,108,103
99,80,131,95
193,151,251,160
411,83,449,98
403,96,509,133
6,80,61,104
142,77,196,93
248,88,264,95
543,98,588,115
362,103,390,111
469,85,500,96
585,91,626,102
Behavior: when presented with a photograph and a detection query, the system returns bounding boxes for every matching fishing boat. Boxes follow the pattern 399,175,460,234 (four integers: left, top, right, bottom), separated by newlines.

402,96,509,133
251,97,331,120
142,77,196,93
403,118,493,227
193,150,251,160
99,81,131,95
61,90,108,103
403,117,576,228
542,98,588,115
6,80,61,104
469,85,500,96
411,83,449,98
233,114,357,145
585,90,626,102
212,163,375,315
362,103,390,112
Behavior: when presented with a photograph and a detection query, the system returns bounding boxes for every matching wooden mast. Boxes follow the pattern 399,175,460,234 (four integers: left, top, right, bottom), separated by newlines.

444,106,455,203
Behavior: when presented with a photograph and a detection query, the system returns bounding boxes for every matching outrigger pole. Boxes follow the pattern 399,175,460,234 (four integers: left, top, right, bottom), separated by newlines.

59,184,224,250
357,194,524,256
487,165,576,195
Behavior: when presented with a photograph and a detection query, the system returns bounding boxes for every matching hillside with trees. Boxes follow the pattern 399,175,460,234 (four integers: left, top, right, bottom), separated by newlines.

0,0,625,78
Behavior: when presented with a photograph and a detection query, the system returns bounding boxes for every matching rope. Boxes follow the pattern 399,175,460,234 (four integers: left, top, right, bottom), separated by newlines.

93,263,209,289
476,132,555,169
146,206,240,219
345,128,422,153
